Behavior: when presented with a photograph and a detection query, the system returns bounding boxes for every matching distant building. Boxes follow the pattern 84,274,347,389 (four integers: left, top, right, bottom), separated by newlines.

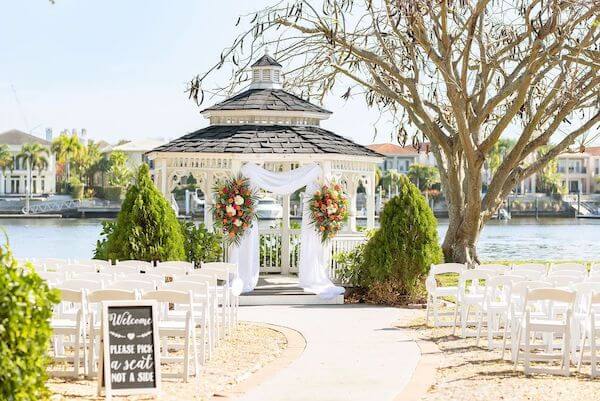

103,138,167,170
556,147,600,194
366,142,435,173
0,129,56,196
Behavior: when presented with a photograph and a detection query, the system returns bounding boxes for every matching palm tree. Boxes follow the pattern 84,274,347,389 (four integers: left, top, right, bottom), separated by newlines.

51,133,82,182
17,143,49,213
0,144,14,194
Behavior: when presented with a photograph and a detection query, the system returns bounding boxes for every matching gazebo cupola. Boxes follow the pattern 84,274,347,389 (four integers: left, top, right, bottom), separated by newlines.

249,50,283,90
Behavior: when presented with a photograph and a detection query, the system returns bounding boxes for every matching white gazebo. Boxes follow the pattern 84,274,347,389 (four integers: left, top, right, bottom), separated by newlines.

147,53,383,283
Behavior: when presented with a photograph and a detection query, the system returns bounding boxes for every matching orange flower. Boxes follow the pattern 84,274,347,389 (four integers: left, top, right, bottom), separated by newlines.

243,223,249,229
319,226,326,231
228,198,234,203
222,218,228,224
228,232,235,238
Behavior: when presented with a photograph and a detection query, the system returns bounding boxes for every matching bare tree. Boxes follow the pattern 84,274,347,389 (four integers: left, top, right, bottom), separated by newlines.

191,0,600,263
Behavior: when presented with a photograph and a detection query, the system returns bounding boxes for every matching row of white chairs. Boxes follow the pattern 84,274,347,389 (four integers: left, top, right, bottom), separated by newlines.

46,261,240,381
426,263,600,376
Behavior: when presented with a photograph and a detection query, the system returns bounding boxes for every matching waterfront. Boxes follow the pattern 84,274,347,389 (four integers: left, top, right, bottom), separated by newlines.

1,217,599,261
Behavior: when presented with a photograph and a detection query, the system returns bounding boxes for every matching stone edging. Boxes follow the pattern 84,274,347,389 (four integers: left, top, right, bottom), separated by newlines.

392,322,443,401
210,322,307,401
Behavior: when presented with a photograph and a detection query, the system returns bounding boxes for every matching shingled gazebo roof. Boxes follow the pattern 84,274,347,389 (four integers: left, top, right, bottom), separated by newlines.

202,89,331,115
153,125,381,157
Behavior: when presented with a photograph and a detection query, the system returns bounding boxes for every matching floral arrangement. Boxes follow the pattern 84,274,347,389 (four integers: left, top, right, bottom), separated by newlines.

212,174,259,245
309,182,349,243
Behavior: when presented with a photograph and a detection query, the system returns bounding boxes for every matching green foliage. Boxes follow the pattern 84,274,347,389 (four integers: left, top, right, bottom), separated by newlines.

407,164,440,191
0,144,14,175
334,242,368,287
107,151,132,187
0,240,59,401
379,169,403,196
487,138,516,175
101,164,185,262
104,186,123,201
361,175,443,296
180,221,222,267
93,220,116,260
536,156,567,195
51,133,83,181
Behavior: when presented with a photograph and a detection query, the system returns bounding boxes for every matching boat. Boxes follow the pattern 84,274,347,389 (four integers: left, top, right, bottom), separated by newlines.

257,196,283,219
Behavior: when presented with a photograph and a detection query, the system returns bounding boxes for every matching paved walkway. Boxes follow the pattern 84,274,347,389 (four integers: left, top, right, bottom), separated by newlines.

237,304,420,401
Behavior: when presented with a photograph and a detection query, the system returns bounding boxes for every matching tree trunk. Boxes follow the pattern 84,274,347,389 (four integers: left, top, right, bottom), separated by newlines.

441,210,482,265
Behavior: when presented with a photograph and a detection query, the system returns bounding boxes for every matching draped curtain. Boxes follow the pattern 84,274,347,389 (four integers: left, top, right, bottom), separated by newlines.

227,162,344,299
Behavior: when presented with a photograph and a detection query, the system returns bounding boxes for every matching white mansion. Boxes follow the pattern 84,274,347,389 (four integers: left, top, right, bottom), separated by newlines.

0,129,56,196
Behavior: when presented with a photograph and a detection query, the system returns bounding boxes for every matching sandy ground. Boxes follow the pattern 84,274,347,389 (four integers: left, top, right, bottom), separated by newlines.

48,322,287,401
396,310,600,401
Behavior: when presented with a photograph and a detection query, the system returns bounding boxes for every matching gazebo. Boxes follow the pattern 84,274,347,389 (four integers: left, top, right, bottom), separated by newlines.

147,53,382,283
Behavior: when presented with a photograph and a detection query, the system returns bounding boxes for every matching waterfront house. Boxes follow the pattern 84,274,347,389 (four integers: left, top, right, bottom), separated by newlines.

556,147,600,194
367,142,435,174
103,138,166,170
0,129,56,196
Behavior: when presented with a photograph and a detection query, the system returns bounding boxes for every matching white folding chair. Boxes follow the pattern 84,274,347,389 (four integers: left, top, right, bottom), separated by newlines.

109,279,157,294
549,274,584,289
200,265,233,335
70,272,116,283
151,265,188,279
454,270,492,337
513,263,548,274
512,269,545,281
39,271,67,286
116,260,153,270
161,281,211,363
550,262,588,275
502,280,551,359
202,262,240,327
425,263,467,327
142,290,199,382
475,264,511,275
61,279,104,292
76,259,113,269
49,288,88,377
58,264,99,275
513,288,576,376
157,261,193,271
476,275,524,349
86,289,137,377
577,291,600,377
182,273,220,346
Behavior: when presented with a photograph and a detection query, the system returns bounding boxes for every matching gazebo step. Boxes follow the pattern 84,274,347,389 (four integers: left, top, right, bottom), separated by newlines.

240,292,344,306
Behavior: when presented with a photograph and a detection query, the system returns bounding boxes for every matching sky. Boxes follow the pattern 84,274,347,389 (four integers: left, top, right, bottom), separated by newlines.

0,0,390,145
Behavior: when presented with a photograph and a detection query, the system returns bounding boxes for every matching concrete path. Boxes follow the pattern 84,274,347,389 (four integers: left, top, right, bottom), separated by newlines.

237,304,421,401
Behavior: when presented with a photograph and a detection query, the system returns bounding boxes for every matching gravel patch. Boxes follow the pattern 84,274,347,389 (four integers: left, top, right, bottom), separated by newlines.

48,322,287,401
396,310,599,401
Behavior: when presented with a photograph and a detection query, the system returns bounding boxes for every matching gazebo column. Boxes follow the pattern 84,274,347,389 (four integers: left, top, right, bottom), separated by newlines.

281,193,291,275
367,171,376,229
160,159,167,196
347,179,358,232
204,172,214,230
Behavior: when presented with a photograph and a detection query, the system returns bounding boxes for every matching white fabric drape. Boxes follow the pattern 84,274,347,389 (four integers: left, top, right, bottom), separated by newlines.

227,162,344,299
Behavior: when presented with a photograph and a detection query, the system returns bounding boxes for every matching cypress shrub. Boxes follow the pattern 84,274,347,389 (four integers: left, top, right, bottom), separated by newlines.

104,164,185,262
0,241,59,401
361,175,443,299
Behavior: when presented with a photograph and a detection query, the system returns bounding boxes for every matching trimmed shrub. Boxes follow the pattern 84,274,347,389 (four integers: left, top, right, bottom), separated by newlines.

102,164,185,262
0,241,59,401
180,221,223,267
360,175,443,300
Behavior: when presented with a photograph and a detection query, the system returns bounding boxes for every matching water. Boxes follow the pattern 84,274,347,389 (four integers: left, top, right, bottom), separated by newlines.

0,217,598,261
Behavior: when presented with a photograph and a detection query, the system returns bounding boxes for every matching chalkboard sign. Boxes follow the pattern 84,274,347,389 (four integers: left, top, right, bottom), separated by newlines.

98,301,161,399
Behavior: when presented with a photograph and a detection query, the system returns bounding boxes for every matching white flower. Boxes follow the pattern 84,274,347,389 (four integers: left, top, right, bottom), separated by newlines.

233,219,243,227
226,205,236,216
234,195,245,206
326,204,338,215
